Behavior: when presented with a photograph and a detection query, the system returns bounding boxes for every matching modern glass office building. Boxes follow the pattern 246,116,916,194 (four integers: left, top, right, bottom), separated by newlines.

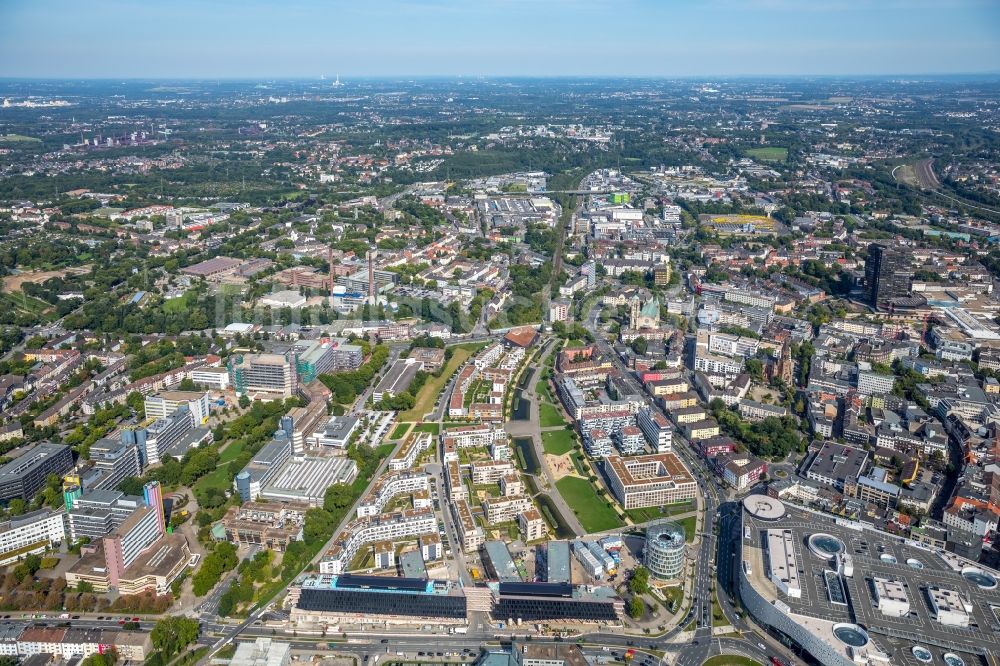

294,574,468,620
493,582,623,623
644,520,686,580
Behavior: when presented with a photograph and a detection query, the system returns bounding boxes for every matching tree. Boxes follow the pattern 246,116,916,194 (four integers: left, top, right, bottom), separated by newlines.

323,484,354,513
151,617,200,658
630,336,648,356
126,391,145,418
628,597,644,619
629,566,650,595
238,394,251,409
23,553,41,574
7,498,26,516
303,508,336,546
118,476,144,496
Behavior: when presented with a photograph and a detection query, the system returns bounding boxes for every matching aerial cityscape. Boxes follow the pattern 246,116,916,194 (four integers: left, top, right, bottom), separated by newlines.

1,3,1000,666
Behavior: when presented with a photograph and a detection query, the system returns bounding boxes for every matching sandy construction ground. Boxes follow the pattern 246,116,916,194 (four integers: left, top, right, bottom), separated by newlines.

3,265,91,292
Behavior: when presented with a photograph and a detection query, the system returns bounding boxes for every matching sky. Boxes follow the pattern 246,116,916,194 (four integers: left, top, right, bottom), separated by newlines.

1,0,999,78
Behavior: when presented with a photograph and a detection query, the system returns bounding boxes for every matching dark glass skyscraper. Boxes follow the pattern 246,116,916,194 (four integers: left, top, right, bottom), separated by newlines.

865,243,912,310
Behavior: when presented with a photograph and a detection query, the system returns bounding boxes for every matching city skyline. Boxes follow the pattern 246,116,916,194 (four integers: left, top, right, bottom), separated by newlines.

1,0,999,78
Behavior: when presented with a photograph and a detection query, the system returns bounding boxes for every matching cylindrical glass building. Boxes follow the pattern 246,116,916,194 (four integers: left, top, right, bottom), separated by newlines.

644,520,686,580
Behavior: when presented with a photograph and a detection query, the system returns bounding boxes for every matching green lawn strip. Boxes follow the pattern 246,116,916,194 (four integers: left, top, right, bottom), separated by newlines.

678,515,697,542
535,380,555,403
701,656,762,666
538,402,566,427
218,439,245,464
412,422,440,435
626,501,695,524
554,476,623,533
390,422,412,439
712,592,727,626
399,343,484,421
541,429,575,455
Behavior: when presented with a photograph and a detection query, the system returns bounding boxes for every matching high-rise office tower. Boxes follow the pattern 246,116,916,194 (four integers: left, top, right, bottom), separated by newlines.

865,243,912,310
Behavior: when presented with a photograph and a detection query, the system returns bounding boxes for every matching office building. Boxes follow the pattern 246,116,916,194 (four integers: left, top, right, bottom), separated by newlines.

144,391,210,424
66,531,190,596
82,438,143,492
65,481,183,595
285,402,325,455
603,453,697,510
637,407,672,453
189,366,230,390
123,406,195,466
143,480,165,535
229,352,296,398
230,639,291,666
102,504,164,585
289,339,363,383
291,574,468,626
67,489,146,541
0,442,74,502
311,415,359,449
805,441,868,491
857,368,895,396
644,521,685,580
493,582,623,623
0,509,66,566
234,431,293,502
865,243,912,310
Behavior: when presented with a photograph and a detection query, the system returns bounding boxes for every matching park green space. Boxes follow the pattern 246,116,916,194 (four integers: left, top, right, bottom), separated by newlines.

538,402,566,427
744,146,787,162
0,134,41,143
535,380,555,403
554,476,623,532
541,430,575,455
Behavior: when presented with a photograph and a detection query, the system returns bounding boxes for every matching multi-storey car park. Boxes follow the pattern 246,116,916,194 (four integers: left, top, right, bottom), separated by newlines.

739,494,1000,666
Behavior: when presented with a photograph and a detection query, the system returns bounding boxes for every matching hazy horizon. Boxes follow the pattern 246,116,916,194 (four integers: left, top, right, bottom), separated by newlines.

2,0,999,79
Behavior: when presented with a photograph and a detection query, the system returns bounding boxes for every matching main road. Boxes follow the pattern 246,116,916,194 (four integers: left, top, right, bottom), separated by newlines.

580,298,799,665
